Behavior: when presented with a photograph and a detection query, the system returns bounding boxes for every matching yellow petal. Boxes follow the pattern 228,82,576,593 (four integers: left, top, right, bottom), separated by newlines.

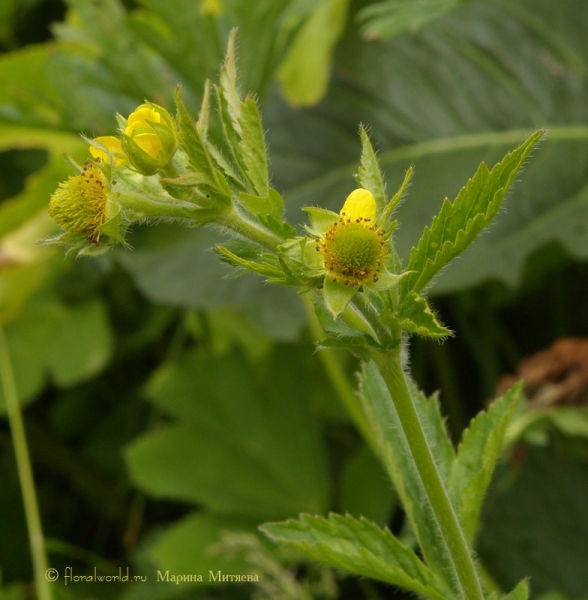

126,106,161,134
89,136,126,165
134,132,163,159
340,188,377,224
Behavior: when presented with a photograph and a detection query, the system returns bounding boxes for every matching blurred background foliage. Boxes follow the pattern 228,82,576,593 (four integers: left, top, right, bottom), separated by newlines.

1,0,588,598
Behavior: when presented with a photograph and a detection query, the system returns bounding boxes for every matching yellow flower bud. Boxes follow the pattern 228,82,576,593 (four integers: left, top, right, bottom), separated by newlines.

121,102,178,175
48,161,114,245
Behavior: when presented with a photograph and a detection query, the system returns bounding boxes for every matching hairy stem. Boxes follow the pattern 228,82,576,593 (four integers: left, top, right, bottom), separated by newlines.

371,347,484,600
0,326,52,600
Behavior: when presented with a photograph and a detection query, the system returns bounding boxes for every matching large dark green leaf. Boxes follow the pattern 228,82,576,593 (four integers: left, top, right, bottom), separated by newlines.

267,0,588,294
125,348,329,519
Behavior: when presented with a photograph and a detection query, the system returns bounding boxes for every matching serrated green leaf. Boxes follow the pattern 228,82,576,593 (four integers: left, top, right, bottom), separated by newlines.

397,291,452,338
174,87,219,189
448,382,522,543
359,360,456,585
356,125,387,213
401,131,544,298
238,95,270,197
260,513,451,599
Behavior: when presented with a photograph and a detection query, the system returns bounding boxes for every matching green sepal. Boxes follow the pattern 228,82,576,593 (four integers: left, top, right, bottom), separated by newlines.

148,120,178,159
323,276,359,319
370,267,408,292
401,131,545,297
397,291,452,338
378,167,414,229
174,87,219,189
260,513,451,600
356,125,387,213
447,382,522,543
38,231,103,259
303,206,339,234
76,242,114,258
276,238,323,285
238,94,270,197
96,202,125,243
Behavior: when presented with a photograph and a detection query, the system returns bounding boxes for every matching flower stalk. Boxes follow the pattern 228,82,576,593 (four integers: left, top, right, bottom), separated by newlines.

0,326,52,600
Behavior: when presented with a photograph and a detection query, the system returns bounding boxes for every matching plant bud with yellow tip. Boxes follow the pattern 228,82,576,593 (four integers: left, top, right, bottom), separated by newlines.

121,102,178,175
48,160,116,245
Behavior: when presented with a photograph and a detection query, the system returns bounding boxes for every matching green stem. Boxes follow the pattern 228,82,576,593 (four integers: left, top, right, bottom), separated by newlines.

371,347,484,600
0,326,52,600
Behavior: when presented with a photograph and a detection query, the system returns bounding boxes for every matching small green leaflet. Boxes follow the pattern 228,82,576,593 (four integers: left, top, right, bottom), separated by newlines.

260,513,451,600
400,130,545,298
